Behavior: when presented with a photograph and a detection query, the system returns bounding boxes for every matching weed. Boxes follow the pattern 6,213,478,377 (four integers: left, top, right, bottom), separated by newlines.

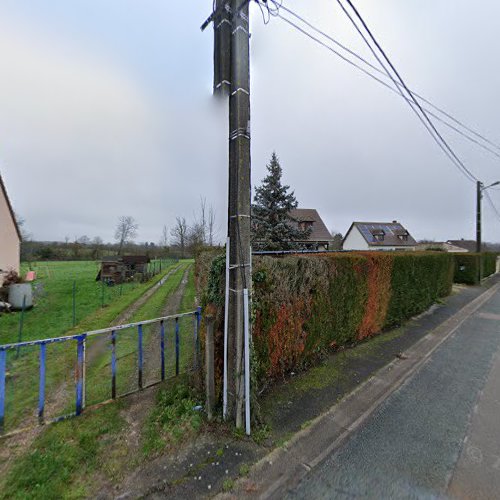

142,379,202,456
252,424,271,445
222,478,235,492
239,463,250,476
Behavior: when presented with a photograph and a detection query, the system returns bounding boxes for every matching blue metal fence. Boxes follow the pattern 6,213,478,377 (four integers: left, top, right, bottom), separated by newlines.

0,307,202,435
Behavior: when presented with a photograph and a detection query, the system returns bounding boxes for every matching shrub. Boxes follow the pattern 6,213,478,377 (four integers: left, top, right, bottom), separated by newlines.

482,252,498,279
452,253,498,284
198,251,454,391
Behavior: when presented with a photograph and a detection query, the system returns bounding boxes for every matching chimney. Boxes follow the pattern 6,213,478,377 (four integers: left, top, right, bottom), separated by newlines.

392,220,397,223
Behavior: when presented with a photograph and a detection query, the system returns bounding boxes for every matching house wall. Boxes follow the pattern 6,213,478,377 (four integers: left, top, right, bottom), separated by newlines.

343,227,370,250
0,189,21,283
343,227,415,251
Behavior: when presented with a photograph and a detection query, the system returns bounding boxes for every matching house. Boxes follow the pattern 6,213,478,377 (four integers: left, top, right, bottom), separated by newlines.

0,174,21,284
288,208,334,251
445,239,479,253
416,241,469,253
342,221,417,251
97,255,150,284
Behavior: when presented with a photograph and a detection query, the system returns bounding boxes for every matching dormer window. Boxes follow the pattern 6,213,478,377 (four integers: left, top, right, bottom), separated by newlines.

398,234,409,241
371,229,385,242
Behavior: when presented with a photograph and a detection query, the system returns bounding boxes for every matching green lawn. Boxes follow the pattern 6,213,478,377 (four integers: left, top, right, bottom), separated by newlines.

0,259,182,433
0,259,177,345
0,261,199,499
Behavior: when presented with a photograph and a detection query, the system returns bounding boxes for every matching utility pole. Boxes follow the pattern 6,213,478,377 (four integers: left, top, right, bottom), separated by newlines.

207,0,251,428
476,180,482,254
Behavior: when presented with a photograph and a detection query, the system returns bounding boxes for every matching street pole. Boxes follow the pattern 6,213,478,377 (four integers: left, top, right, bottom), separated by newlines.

227,0,251,429
476,180,482,254
214,0,231,97
206,0,252,428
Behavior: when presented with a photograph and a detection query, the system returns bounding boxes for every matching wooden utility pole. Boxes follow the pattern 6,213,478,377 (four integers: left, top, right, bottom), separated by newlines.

476,180,482,254
210,0,251,428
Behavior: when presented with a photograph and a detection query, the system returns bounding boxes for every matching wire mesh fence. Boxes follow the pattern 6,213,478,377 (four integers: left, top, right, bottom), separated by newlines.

0,308,201,436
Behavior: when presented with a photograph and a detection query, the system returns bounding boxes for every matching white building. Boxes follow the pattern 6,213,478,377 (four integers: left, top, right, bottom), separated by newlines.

0,174,21,284
342,221,416,251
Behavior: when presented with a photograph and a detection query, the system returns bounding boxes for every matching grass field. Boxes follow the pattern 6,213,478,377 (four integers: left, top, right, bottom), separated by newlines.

0,259,187,433
0,259,177,345
0,260,199,499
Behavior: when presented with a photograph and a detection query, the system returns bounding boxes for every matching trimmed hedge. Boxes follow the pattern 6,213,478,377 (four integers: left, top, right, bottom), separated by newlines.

453,253,498,285
199,251,454,390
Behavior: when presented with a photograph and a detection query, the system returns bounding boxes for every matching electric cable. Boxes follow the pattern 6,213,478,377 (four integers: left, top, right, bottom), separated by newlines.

335,0,478,183
273,12,477,183
272,1,500,158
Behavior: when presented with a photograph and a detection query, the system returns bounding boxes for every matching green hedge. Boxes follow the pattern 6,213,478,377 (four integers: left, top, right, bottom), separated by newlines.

199,251,454,390
453,253,498,285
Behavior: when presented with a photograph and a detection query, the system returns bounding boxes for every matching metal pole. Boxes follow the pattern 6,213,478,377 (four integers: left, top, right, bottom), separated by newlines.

476,181,482,253
111,331,117,399
243,288,251,435
477,181,482,283
205,316,215,421
223,237,230,420
38,343,46,424
76,335,85,416
16,295,26,359
227,0,252,429
138,324,143,389
72,280,76,327
160,320,165,381
175,317,180,376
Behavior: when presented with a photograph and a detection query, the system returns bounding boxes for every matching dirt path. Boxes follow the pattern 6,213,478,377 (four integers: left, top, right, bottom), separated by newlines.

111,264,182,327
118,265,193,462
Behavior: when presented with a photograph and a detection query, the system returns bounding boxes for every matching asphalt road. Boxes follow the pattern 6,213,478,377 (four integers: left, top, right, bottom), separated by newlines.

287,287,500,500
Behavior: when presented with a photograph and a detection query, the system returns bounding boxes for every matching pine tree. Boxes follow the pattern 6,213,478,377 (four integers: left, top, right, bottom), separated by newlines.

252,152,310,250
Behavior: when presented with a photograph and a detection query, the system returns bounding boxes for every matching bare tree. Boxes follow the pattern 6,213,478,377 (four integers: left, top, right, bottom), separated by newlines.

194,197,207,246
115,216,139,255
159,225,168,249
187,221,206,250
170,217,188,258
91,236,103,260
208,204,217,246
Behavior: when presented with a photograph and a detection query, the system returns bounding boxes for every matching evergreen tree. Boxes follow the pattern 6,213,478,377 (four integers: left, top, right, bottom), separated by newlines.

252,152,310,250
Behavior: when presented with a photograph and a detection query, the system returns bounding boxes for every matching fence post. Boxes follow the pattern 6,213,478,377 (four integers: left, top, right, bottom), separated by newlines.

175,317,180,376
138,324,143,389
243,288,251,436
16,295,26,359
205,316,215,421
194,306,202,369
111,331,117,399
38,343,46,424
72,280,76,327
160,320,165,381
0,349,6,433
76,335,86,416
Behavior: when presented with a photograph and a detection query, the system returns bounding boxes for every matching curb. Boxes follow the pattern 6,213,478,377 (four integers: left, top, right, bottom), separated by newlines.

219,280,500,499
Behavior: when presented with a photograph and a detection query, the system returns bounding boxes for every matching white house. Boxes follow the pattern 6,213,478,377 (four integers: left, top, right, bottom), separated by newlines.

342,221,416,251
0,174,21,284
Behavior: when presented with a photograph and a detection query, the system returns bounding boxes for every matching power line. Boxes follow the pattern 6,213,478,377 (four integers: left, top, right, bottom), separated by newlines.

484,190,500,223
273,11,477,182
272,2,500,160
335,0,478,183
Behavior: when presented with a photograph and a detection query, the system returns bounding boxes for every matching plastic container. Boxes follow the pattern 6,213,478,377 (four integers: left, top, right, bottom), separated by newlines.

8,283,33,310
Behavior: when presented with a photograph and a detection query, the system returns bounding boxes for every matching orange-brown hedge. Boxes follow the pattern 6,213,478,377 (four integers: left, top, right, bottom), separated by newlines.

199,251,454,391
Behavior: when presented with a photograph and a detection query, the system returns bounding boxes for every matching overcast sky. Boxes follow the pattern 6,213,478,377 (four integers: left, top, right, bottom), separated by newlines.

1,0,500,244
